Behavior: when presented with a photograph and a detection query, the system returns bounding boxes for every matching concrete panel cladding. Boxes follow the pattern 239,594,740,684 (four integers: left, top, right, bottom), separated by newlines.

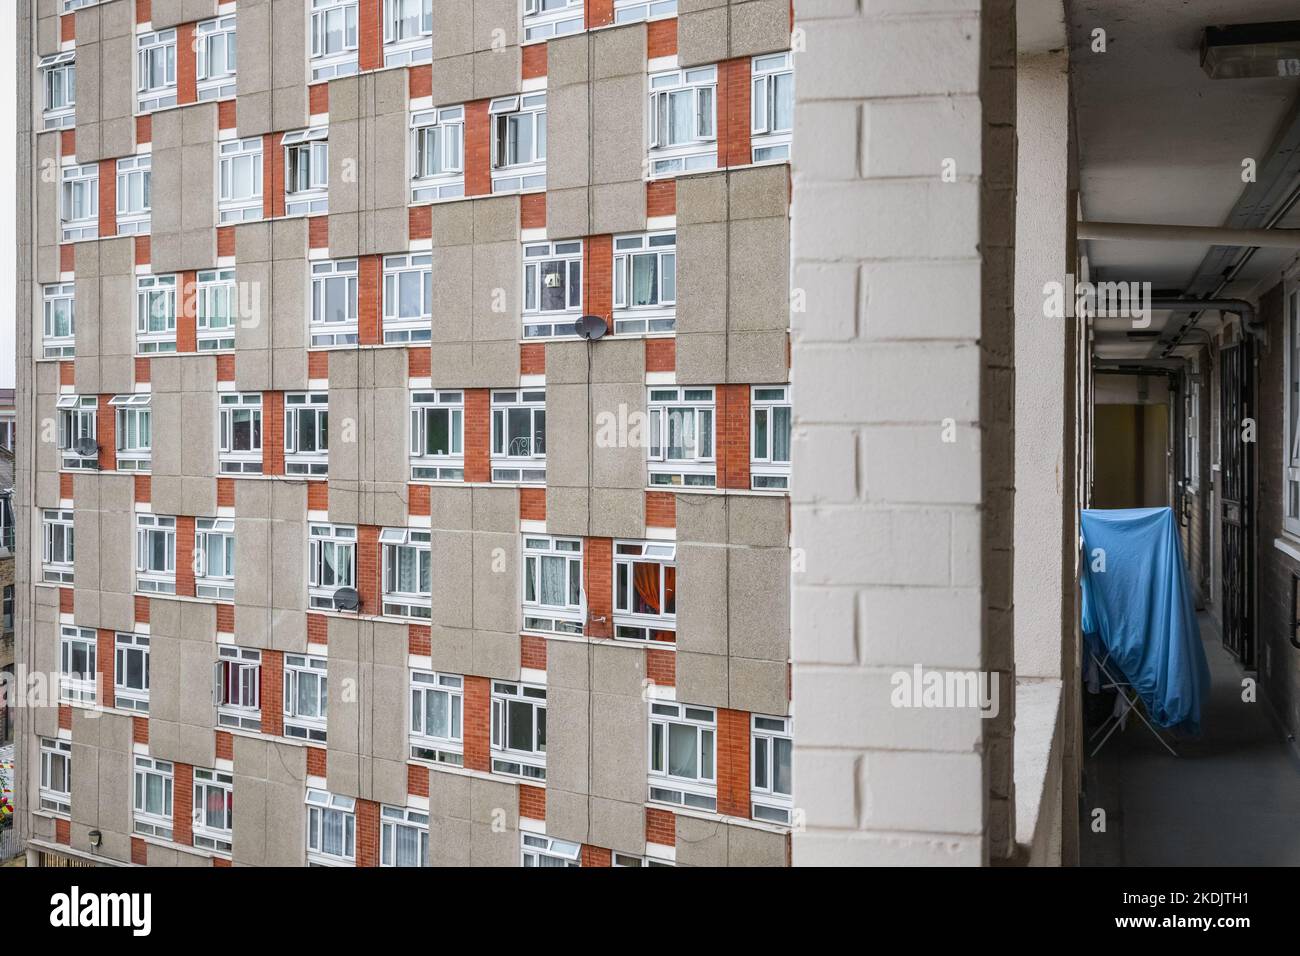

427,196,521,386
73,0,136,163
151,354,219,517
546,25,649,239
678,0,792,68
150,0,219,31
327,348,410,527
147,599,219,767
237,0,310,137
328,70,411,257
431,0,522,103
72,473,136,634
234,479,308,650
234,218,310,391
151,104,220,272
73,238,136,396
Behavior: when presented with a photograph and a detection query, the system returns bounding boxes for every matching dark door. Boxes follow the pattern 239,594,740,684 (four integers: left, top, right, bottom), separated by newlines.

1220,338,1255,666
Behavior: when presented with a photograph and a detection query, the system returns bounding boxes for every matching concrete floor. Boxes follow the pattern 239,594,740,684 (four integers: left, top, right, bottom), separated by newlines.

1081,614,1300,865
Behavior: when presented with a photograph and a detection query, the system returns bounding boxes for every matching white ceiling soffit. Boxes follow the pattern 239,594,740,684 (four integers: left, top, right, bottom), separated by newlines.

1069,0,1300,300
1020,0,1067,56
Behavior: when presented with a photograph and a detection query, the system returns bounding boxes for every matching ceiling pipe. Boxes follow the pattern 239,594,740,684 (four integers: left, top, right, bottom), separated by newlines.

1077,220,1300,248
1148,297,1264,343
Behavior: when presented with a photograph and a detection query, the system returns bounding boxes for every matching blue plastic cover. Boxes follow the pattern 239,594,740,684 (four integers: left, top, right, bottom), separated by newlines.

1080,507,1211,734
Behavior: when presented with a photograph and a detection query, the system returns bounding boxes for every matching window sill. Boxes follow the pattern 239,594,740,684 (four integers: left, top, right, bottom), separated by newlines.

1273,536,1300,565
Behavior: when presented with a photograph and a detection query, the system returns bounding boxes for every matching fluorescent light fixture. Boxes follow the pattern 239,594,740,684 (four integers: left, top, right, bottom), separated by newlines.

1201,21,1300,79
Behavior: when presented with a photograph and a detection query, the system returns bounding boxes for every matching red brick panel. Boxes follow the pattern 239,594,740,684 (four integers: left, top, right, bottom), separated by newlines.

581,844,612,866
175,515,196,597
357,526,382,614
216,353,236,381
58,704,73,730
307,350,330,379
583,235,613,325
263,132,285,220
308,215,329,248
520,192,546,228
173,762,194,846
645,491,675,528
217,99,237,129
216,731,234,761
134,357,152,384
645,807,675,846
586,0,614,28
358,255,382,345
60,244,75,273
61,472,74,500
133,715,150,744
177,23,198,105
522,42,547,79
59,360,75,386
463,676,491,772
518,487,546,521
463,389,491,483
306,747,328,777
97,629,116,709
356,798,380,866
519,343,545,376
134,235,151,265
263,391,285,476
407,763,429,797
61,127,77,156
56,818,71,845
583,537,613,639
135,474,152,503
519,784,546,820
309,83,329,115
177,270,198,353
408,65,432,100
407,345,431,378
520,634,547,670
647,17,677,59
134,595,151,624
131,837,148,864
217,226,236,258
718,58,753,169
98,159,117,237
217,477,235,507
646,647,675,686
716,708,751,819
135,0,151,24
96,395,117,470
644,337,675,372
307,613,329,646
408,483,430,517
358,0,383,71
261,650,284,737
216,603,235,633
60,15,75,43
306,480,329,512
59,588,74,614
464,100,491,197
408,624,431,656
717,383,751,490
213,857,231,867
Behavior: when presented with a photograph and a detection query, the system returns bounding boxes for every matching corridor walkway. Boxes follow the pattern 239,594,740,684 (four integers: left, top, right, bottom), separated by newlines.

1082,615,1300,865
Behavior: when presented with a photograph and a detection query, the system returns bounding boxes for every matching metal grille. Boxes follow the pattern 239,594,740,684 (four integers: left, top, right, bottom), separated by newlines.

1219,339,1255,666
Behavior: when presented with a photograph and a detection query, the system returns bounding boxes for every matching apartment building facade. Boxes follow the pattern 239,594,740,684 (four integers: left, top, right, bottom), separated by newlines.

14,0,794,867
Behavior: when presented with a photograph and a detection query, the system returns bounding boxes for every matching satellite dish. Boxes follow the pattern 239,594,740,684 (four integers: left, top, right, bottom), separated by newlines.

73,436,99,458
332,587,361,612
574,314,608,341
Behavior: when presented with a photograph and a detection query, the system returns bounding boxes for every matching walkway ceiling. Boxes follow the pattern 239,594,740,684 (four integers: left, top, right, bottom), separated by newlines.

1068,0,1300,361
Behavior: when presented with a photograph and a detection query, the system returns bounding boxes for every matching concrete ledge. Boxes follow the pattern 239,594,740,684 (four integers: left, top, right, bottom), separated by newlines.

1013,677,1064,865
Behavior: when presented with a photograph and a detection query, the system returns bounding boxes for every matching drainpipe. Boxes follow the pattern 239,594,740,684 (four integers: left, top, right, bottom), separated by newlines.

1077,221,1300,249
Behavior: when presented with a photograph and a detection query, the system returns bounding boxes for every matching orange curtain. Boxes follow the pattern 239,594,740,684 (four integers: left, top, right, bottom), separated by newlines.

633,562,660,615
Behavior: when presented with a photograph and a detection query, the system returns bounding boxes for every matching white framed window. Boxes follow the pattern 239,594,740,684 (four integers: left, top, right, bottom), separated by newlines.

196,268,238,350
382,253,432,343
60,163,99,241
522,535,583,635
284,127,330,216
1183,371,1200,492
39,738,72,816
491,680,547,780
217,137,263,223
647,66,717,177
136,274,178,353
647,386,715,487
195,14,238,100
310,0,360,81
56,395,98,470
306,789,354,865
310,259,359,346
1287,285,1300,537
751,385,791,490
381,528,431,619
216,645,262,731
380,805,429,866
308,523,355,610
115,155,152,235
59,625,97,705
521,832,580,866
114,632,151,713
491,389,546,483
410,389,463,481
195,517,236,600
0,502,11,557
521,240,582,338
62,0,99,8
43,509,76,584
612,232,676,334
648,701,716,811
110,393,152,471
613,0,676,24
384,0,432,65
285,392,330,475
192,768,234,854
522,0,583,42
133,756,174,839
137,29,178,112
751,713,792,824
219,393,263,474
613,541,676,642
613,852,675,867
43,282,76,358
410,106,465,202
410,670,464,765
136,513,177,594
490,93,547,193
284,653,329,742
40,52,76,130
751,52,793,163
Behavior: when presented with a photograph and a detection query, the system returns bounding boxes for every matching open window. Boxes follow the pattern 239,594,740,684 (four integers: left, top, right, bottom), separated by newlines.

491,681,547,780
309,523,355,609
410,106,465,202
613,541,676,643
410,390,464,481
194,517,235,600
136,29,177,112
136,514,177,594
57,395,98,470
40,51,75,130
195,14,237,100
381,528,431,619
647,66,717,177
192,768,234,855
216,645,262,731
490,93,547,193
284,128,330,217
110,393,152,472
284,653,329,742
